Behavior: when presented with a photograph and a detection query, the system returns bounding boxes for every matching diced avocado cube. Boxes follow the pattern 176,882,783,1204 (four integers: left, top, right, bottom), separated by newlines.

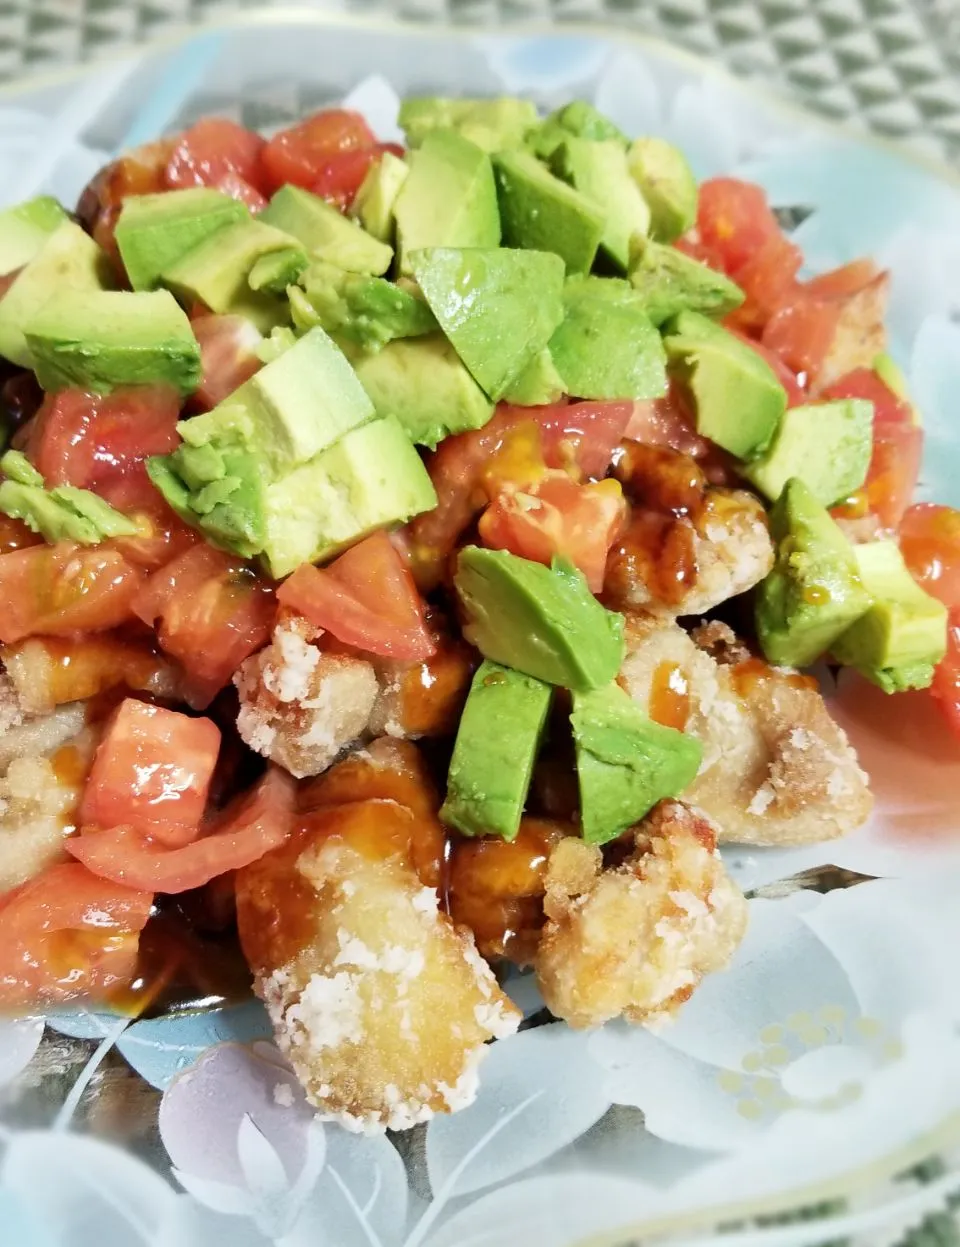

455,546,625,692
180,326,374,477
493,150,605,275
148,442,265,559
832,540,948,692
663,310,786,459
25,288,201,396
552,138,650,271
745,399,872,507
626,137,698,243
161,218,299,332
755,478,872,669
0,196,68,278
346,333,493,449
0,449,136,546
571,682,702,845
0,221,113,367
548,276,666,401
441,659,552,841
292,260,436,353
411,246,565,402
399,97,539,152
351,151,409,243
260,185,393,276
528,101,628,161
260,414,437,576
628,235,744,325
248,248,308,295
114,189,249,292
502,346,565,406
394,130,501,275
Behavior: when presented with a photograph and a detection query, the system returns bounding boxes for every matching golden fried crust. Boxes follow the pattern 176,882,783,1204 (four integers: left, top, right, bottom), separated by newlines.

535,802,748,1029
237,813,520,1133
619,615,873,846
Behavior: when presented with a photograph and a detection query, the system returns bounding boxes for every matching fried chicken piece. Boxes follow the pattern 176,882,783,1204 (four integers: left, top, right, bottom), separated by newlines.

368,634,474,740
0,699,87,772
619,614,872,845
237,799,520,1133
235,615,379,779
814,271,889,392
535,801,747,1029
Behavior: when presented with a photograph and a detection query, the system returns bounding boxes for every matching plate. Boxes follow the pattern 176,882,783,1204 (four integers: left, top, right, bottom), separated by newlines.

1,12,960,1247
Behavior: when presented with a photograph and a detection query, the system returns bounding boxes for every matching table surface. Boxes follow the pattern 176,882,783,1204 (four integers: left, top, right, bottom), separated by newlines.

0,0,958,168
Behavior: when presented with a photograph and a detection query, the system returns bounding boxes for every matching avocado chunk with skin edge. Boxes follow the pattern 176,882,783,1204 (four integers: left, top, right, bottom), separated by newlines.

493,149,605,275
455,546,625,693
441,660,552,841
571,682,703,845
831,540,948,693
114,188,249,292
744,398,873,508
628,235,744,326
755,477,873,669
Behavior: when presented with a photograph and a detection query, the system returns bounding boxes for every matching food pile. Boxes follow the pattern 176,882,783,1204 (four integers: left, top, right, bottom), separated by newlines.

0,93,956,1133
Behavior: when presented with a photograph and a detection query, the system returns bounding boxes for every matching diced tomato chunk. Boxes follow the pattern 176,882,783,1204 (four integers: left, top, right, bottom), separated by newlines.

696,177,781,275
820,366,913,424
0,544,143,644
834,421,923,531
0,513,42,555
165,118,266,194
725,232,802,333
69,767,296,894
761,298,842,384
189,314,263,411
803,259,879,302
213,171,267,213
311,142,404,211
134,545,275,707
0,862,152,1007
81,699,221,847
900,504,960,610
479,473,626,592
278,531,435,661
98,474,199,571
931,608,960,742
260,109,377,195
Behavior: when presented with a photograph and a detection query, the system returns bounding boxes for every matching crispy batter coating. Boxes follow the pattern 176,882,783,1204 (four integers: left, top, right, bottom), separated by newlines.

619,614,872,846
535,801,747,1029
815,272,889,392
237,802,520,1132
235,616,379,779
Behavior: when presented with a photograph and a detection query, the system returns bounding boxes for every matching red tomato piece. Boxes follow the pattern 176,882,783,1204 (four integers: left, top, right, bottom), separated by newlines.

23,386,181,490
165,118,266,193
820,367,913,424
0,514,42,555
133,545,276,707
624,386,711,457
931,608,960,741
311,142,404,211
803,258,879,302
761,298,841,385
900,505,960,610
81,699,221,847
0,544,143,644
696,177,781,275
479,473,627,592
0,862,152,1007
68,767,296,894
278,531,435,660
854,421,924,530
725,232,802,333
97,474,199,571
190,314,263,411
213,171,268,212
260,109,376,194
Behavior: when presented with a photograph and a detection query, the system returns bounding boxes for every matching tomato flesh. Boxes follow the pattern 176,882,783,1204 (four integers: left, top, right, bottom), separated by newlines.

82,699,222,847
165,118,266,193
836,421,924,531
189,314,263,411
930,609,960,741
820,366,913,424
212,172,267,213
696,178,780,274
260,109,377,195
900,505,960,609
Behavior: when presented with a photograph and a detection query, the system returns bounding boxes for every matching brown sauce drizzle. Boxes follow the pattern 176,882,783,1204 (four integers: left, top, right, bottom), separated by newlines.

649,660,691,730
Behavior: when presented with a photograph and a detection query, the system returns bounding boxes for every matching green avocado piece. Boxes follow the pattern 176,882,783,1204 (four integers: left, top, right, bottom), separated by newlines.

0,449,137,545
831,540,948,692
755,478,872,669
260,185,393,276
551,138,650,272
256,326,295,365
350,151,409,243
663,310,786,459
161,218,299,331
248,248,308,295
440,659,552,841
502,346,566,406
628,235,744,325
147,443,265,558
626,137,698,243
493,150,605,274
399,97,539,152
0,197,68,278
410,246,565,401
455,546,625,692
744,399,872,507
394,130,500,276
114,189,249,292
0,221,113,367
345,333,493,449
259,414,437,576
25,288,201,396
528,101,628,161
571,682,702,844
548,276,667,401
291,260,436,352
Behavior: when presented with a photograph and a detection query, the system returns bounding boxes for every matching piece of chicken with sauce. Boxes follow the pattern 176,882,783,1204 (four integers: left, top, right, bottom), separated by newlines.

619,614,872,846
236,738,520,1132
535,800,748,1029
605,442,773,618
